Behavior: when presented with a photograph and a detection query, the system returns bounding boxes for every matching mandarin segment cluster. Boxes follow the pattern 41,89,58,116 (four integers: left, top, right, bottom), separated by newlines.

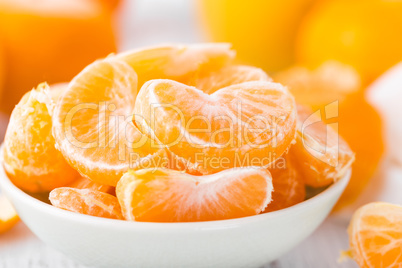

2,44,354,222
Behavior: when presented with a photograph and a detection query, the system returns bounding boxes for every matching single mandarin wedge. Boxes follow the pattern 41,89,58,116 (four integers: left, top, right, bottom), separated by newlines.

346,202,402,268
273,61,360,108
49,187,123,220
3,83,79,193
275,62,383,210
116,43,235,87
68,177,115,195
0,194,19,234
134,79,297,174
264,155,306,212
0,0,116,113
194,65,271,94
52,58,164,187
289,105,354,188
116,167,273,222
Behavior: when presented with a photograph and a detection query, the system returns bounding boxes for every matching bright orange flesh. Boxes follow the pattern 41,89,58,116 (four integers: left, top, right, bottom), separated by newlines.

194,65,271,94
332,91,384,211
68,177,115,195
134,79,297,174
273,61,360,108
116,43,235,88
297,0,402,85
290,105,354,187
0,194,19,234
49,187,123,220
265,155,305,212
3,83,79,193
116,167,273,222
275,62,382,209
52,58,161,186
347,202,402,268
0,0,116,113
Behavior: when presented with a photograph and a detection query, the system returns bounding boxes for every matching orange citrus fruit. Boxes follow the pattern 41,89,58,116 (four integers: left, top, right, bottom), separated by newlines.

116,167,273,222
290,105,355,187
346,202,402,268
117,43,235,88
264,155,306,212
275,63,383,209
198,0,316,72
0,194,19,234
0,0,116,113
194,65,271,94
134,79,297,174
3,83,79,193
97,0,121,10
49,187,123,220
52,58,162,187
0,42,4,95
68,176,115,195
273,61,360,108
296,0,402,85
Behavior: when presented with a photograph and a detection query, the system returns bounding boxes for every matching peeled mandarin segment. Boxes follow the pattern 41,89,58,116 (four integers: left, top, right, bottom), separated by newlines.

3,83,79,193
0,195,19,234
134,80,297,174
274,62,383,209
116,167,273,222
52,58,161,187
264,155,306,212
289,105,355,188
68,177,115,195
347,202,402,268
49,187,123,220
273,61,360,108
0,0,116,113
194,65,272,94
116,43,235,87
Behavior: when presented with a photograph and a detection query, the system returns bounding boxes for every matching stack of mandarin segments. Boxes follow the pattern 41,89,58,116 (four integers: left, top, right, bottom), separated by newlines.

2,44,356,223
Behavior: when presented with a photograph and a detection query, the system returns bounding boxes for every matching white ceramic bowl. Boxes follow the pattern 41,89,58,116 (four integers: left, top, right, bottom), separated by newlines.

0,160,350,268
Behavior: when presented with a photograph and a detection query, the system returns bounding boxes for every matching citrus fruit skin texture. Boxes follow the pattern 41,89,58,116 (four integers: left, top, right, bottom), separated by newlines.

3,83,79,193
275,62,382,210
117,167,273,222
265,155,306,212
290,105,354,188
0,195,19,234
332,91,384,211
297,0,402,85
134,79,297,174
347,202,402,268
117,43,235,88
49,187,123,220
198,0,316,72
0,0,116,114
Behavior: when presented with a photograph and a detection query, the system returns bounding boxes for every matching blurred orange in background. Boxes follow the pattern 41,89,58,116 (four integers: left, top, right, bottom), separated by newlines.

275,62,384,211
198,0,394,211
198,0,316,72
0,0,118,114
297,0,402,85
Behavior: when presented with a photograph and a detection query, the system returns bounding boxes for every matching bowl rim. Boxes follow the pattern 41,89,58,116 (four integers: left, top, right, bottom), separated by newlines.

0,154,351,230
